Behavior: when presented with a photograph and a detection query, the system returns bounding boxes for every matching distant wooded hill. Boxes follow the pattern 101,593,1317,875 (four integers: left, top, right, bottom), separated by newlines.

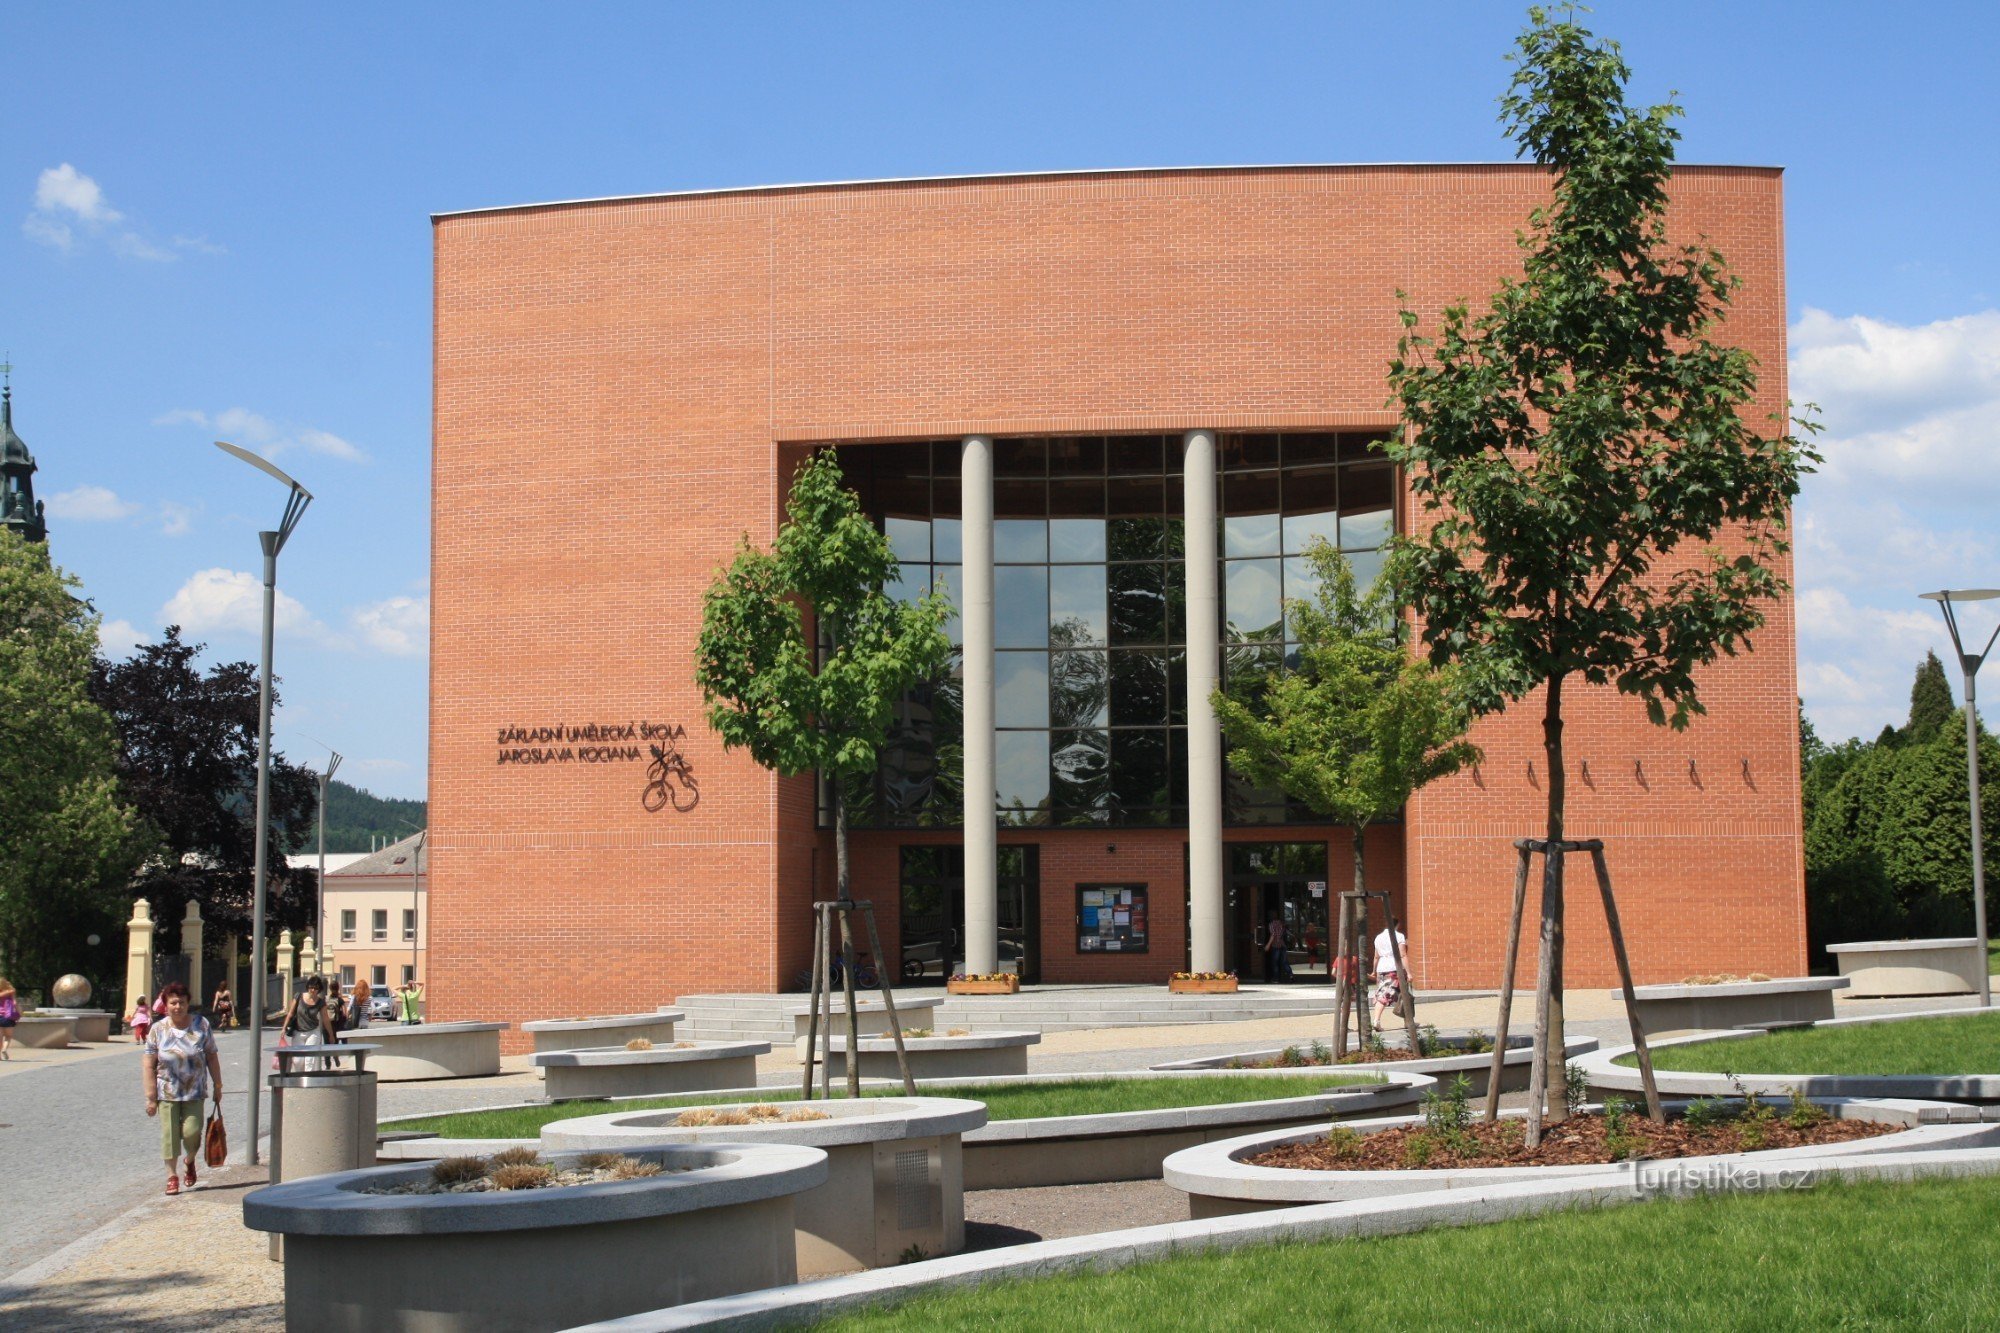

319,779,427,852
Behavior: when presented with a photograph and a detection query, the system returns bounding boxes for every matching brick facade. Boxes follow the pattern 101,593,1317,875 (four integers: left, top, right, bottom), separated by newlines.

431,165,1799,1040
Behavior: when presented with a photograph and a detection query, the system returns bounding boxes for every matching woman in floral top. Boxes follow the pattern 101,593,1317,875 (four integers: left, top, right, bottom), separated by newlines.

143,982,223,1195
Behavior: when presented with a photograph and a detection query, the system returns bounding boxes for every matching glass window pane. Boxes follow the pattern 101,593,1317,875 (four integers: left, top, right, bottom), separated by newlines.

885,516,930,564
1282,433,1340,468
1050,565,1108,646
1167,650,1188,726
1223,471,1281,557
995,566,1048,647
1345,546,1387,594
996,438,1048,477
995,478,1045,520
1048,436,1104,476
888,562,927,606
1049,517,1107,563
1106,512,1165,562
1049,477,1104,520
1051,728,1110,823
1109,649,1170,726
1281,467,1339,554
934,566,962,645
994,517,1047,563
996,731,1050,813
1340,462,1394,549
1109,561,1168,646
1222,433,1280,471
1225,559,1283,640
932,516,962,563
995,651,1050,729
931,440,963,477
1284,555,1323,611
1110,728,1170,820
1109,436,1163,475
1050,650,1109,728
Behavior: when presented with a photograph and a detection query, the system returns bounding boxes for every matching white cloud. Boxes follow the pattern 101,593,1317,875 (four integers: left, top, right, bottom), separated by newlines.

155,407,370,464
161,568,340,645
46,484,142,522
170,234,227,256
97,618,146,659
158,500,196,537
23,163,184,262
349,595,429,657
1790,307,2000,743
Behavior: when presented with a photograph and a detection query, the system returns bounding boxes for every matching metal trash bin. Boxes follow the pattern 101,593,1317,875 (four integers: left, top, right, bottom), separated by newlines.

268,1043,379,1260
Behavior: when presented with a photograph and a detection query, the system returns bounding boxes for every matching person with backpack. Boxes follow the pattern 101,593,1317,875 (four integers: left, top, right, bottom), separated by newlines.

142,982,223,1195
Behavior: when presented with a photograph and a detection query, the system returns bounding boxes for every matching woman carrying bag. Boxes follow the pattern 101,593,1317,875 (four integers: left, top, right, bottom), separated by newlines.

142,982,223,1195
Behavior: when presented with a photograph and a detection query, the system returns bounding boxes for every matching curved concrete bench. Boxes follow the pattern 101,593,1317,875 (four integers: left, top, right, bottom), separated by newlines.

1828,938,1987,997
544,1096,986,1277
787,996,946,1056
1153,1035,1600,1100
957,1071,1428,1189
819,1030,1040,1081
1578,1009,2000,1104
1631,976,1846,1034
11,1014,78,1049
336,1021,507,1082
1163,1098,1999,1216
33,1008,114,1042
524,1010,684,1054
528,1041,768,1100
242,1143,824,1331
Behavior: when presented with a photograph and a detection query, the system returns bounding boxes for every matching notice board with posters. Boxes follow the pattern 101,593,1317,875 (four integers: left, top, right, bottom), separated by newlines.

1076,884,1148,954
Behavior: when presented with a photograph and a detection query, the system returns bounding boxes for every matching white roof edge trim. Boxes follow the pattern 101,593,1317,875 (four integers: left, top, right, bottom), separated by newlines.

431,160,1785,221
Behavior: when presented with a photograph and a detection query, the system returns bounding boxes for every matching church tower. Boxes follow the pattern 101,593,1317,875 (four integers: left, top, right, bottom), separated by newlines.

1,367,49,544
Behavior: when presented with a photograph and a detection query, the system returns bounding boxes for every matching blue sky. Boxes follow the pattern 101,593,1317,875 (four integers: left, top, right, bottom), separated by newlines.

5,2,1998,798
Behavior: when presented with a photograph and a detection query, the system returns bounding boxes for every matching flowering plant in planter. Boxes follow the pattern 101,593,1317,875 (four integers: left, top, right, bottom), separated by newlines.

1171,972,1237,982
947,972,1020,994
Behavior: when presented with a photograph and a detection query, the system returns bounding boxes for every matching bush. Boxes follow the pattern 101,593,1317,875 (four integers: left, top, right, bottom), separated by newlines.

429,1155,487,1186
487,1145,540,1168
488,1163,553,1190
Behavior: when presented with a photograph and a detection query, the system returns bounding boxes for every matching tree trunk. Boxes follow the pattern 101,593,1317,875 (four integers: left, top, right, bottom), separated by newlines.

834,780,851,903
1527,672,1569,1147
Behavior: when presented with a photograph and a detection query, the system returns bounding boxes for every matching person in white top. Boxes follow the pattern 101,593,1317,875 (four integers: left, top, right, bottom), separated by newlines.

1372,925,1409,1029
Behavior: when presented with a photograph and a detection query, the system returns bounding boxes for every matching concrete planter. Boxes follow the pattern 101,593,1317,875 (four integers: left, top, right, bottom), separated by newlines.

788,995,944,1057
241,1143,825,1332
31,1009,111,1042
528,1040,768,1100
957,1072,1430,1189
819,1030,1040,1081
1153,1035,1600,1100
1827,939,1988,997
1578,1009,2000,1104
1630,976,1846,1034
1164,1098,1998,1216
1168,977,1239,994
335,1022,507,1082
523,1010,684,1054
12,1014,78,1049
542,1096,987,1277
947,976,1019,995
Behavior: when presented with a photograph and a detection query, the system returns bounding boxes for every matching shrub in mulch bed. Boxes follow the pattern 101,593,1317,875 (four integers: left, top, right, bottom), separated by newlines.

1246,1108,1901,1172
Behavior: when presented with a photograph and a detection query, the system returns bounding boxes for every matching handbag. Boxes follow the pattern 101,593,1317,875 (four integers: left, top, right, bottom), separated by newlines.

204,1110,228,1167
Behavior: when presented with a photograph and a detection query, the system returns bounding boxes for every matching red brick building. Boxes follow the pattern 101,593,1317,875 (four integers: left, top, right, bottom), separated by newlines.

430,165,1802,1034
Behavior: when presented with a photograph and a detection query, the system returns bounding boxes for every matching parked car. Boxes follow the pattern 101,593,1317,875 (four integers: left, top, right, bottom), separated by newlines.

366,994,396,1022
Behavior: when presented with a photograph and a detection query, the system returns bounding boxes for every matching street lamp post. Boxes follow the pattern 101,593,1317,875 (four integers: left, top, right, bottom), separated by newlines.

410,829,425,1003
1921,589,2000,1008
317,750,342,980
216,440,312,1165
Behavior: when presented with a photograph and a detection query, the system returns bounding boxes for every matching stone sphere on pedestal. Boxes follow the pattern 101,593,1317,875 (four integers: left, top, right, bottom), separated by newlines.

52,974,93,1008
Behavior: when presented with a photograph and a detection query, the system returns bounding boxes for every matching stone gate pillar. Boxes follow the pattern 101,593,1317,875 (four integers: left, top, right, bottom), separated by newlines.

276,929,296,1007
182,899,205,1010
125,899,155,1018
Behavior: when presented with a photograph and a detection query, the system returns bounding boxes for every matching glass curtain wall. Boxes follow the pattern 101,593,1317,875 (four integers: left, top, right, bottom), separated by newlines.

824,433,1392,830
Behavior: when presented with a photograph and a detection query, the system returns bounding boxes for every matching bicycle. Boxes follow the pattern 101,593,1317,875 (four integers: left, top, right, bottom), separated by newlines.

641,740,699,813
791,950,881,992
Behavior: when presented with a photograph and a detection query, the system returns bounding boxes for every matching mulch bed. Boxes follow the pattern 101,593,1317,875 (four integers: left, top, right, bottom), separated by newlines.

1237,1045,1485,1069
1247,1110,1902,1171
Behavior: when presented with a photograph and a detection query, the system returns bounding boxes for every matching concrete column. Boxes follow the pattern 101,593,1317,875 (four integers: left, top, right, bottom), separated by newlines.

1183,429,1226,973
961,434,998,975
125,899,155,1016
276,929,296,1006
182,900,204,1010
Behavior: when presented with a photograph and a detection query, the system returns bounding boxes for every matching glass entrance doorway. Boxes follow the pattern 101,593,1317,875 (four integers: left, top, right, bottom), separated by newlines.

899,845,1040,985
1226,842,1330,982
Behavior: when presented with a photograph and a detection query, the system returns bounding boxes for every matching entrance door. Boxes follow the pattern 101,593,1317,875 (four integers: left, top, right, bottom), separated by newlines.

1227,843,1330,983
899,845,1041,985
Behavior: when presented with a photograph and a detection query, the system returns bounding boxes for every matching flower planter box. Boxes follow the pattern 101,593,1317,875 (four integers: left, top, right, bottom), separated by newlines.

242,1143,825,1332
948,977,1020,995
1168,977,1239,995
12,1015,78,1049
543,1096,988,1278
522,1010,684,1055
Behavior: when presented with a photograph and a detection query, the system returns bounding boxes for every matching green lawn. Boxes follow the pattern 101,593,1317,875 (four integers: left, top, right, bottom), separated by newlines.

388,1073,1379,1140
813,1175,2000,1331
1624,1010,2000,1077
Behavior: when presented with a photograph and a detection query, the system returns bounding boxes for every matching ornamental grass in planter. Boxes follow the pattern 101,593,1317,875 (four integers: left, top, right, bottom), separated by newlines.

947,972,1019,995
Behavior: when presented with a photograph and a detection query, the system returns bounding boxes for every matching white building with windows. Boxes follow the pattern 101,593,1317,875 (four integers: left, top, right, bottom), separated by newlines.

315,832,427,996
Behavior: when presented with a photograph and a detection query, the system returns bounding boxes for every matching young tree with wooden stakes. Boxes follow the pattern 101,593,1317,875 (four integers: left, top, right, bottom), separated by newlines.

695,449,953,1094
1382,8,1818,1146
1212,542,1480,1055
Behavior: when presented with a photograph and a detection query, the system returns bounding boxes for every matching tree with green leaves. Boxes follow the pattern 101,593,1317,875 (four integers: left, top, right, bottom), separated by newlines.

0,531,150,1000
1902,651,1955,747
695,450,954,909
1212,543,1479,1048
1382,8,1817,1140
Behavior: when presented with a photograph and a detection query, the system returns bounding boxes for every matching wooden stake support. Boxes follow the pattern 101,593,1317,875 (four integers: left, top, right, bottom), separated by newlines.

799,899,918,1099
1333,890,1420,1056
